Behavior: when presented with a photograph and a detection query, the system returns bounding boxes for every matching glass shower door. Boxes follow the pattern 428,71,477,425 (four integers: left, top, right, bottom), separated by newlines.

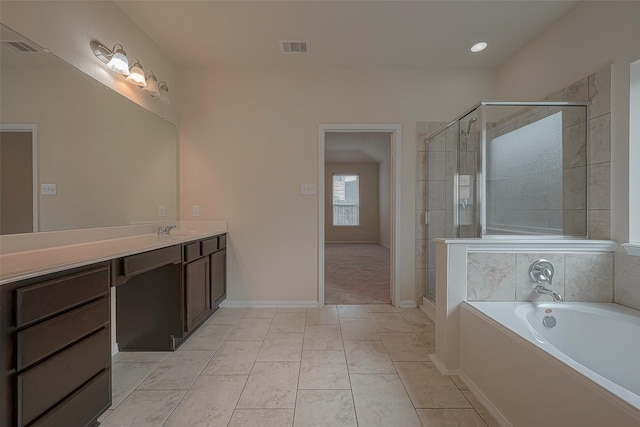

424,122,458,301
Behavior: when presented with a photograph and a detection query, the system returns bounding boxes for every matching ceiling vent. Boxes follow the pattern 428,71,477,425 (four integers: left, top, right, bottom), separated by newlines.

2,40,40,53
279,40,309,54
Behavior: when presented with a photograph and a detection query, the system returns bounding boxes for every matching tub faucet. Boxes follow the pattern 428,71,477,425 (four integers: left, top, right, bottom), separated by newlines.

534,285,564,302
529,259,563,302
157,225,176,235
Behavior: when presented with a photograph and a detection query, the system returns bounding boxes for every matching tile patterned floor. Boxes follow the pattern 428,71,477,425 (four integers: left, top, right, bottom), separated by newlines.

99,305,498,427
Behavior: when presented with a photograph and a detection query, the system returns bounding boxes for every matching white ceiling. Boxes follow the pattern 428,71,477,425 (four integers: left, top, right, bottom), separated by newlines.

115,0,578,71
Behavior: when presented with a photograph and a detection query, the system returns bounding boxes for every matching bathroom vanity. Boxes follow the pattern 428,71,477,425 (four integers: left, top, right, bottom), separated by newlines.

0,226,227,427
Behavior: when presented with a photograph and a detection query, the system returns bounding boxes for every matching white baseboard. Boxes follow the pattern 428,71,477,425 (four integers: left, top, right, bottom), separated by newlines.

421,296,435,321
429,353,459,376
457,371,512,427
112,343,119,356
398,300,417,308
324,241,381,245
220,300,319,308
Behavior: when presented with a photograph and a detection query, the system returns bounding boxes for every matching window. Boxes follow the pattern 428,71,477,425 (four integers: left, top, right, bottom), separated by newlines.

332,174,359,226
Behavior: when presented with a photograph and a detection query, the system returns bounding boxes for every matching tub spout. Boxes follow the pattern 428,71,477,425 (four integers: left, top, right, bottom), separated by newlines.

535,285,564,302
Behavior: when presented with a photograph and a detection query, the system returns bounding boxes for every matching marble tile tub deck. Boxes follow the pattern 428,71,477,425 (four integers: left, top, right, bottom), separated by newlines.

100,305,498,427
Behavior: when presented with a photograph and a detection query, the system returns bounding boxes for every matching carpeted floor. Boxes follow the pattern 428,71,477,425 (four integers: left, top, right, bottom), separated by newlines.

324,243,391,305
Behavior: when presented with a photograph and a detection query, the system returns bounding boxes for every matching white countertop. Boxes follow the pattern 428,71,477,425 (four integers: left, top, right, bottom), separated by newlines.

0,222,227,285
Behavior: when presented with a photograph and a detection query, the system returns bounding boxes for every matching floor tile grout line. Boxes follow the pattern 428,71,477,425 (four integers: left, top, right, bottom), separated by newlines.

386,318,426,424
225,310,274,422
153,330,218,426
108,359,162,411
338,308,361,427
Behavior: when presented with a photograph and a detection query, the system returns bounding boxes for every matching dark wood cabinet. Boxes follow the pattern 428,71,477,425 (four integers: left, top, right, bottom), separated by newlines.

185,256,210,332
0,263,111,427
210,246,227,309
183,233,227,332
0,232,227,426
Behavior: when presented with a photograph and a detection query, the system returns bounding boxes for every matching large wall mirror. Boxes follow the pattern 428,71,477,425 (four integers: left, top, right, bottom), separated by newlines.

0,23,178,235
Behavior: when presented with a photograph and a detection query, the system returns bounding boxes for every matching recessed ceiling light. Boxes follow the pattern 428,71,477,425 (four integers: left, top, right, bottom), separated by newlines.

470,42,488,53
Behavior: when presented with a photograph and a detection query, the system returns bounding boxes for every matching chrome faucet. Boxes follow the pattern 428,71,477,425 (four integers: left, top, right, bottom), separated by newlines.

529,259,563,302
157,225,176,235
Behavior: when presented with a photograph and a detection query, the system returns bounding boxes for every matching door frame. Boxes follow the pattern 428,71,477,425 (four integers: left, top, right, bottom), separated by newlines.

0,124,38,232
318,124,401,307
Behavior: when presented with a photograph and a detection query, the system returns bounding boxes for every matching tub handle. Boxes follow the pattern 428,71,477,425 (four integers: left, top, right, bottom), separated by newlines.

529,259,554,286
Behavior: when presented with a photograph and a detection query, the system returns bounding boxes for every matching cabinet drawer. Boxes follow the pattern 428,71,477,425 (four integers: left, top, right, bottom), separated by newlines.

218,234,227,249
17,328,110,426
184,242,201,263
17,298,110,371
16,266,109,327
201,237,219,256
123,245,181,277
29,368,111,427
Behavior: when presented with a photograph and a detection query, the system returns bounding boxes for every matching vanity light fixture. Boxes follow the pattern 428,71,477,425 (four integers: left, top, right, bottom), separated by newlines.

91,39,169,104
158,81,170,105
126,59,147,87
90,41,130,75
470,42,488,53
143,72,160,97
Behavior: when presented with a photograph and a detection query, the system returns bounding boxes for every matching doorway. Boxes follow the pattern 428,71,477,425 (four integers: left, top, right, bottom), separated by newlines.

0,125,37,234
318,124,401,306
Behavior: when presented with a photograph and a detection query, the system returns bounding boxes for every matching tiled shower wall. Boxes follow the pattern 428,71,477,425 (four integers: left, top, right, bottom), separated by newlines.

545,65,612,239
415,64,613,304
615,252,640,311
463,65,617,303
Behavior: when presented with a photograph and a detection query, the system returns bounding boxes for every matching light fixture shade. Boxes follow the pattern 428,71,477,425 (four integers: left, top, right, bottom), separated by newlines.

158,82,170,105
107,46,129,75
143,73,160,97
126,60,147,87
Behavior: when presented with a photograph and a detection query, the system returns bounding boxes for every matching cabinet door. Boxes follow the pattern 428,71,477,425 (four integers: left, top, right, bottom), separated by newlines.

210,249,226,308
185,257,210,332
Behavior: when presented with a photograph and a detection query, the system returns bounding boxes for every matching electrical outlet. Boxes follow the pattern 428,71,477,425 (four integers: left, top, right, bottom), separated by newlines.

192,205,200,217
158,205,166,217
300,184,316,195
40,184,57,195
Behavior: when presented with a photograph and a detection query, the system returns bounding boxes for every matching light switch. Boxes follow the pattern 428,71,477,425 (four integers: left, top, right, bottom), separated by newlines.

158,205,166,217
301,184,316,195
192,205,200,217
41,184,57,195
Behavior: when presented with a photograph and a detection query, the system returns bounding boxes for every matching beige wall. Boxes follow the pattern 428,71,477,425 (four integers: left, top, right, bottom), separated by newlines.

493,0,640,243
178,68,492,304
324,163,379,243
1,1,178,124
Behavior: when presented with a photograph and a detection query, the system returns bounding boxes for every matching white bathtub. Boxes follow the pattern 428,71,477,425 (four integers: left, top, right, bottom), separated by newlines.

459,301,640,427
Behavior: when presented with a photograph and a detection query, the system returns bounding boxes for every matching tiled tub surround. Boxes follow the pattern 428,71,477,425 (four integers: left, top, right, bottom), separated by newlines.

460,302,640,427
100,305,498,427
432,238,617,374
466,252,613,302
